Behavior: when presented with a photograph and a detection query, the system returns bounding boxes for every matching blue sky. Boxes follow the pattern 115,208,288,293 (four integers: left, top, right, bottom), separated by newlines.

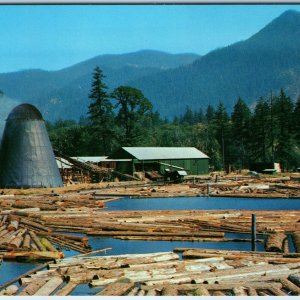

0,4,299,72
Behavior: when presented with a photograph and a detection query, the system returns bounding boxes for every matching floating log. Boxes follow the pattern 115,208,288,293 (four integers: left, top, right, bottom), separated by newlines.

266,232,286,252
87,230,224,238
55,281,78,296
29,231,47,251
33,276,64,296
19,279,49,296
97,282,135,296
0,285,19,296
41,238,57,252
212,291,226,296
22,234,31,250
280,278,300,295
289,274,300,287
194,286,210,296
268,287,286,296
233,286,248,296
0,262,50,291
161,286,178,296
0,215,8,225
3,251,64,261
247,287,258,296
292,232,300,253
8,220,19,232
20,218,52,233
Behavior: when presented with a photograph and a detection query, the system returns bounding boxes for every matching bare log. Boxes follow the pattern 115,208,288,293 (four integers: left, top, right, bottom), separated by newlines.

22,234,31,250
41,238,57,252
3,251,64,261
29,231,47,251
233,286,248,296
8,220,19,232
33,276,64,296
247,287,258,296
56,281,78,296
161,286,178,296
280,278,300,295
19,279,49,296
97,282,135,296
212,291,226,296
289,274,300,287
194,286,210,296
0,285,19,296
266,232,286,252
292,232,300,253
268,287,286,296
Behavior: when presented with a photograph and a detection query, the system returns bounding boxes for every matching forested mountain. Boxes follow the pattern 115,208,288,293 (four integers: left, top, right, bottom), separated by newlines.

0,50,199,121
1,10,300,121
129,10,300,117
0,91,20,137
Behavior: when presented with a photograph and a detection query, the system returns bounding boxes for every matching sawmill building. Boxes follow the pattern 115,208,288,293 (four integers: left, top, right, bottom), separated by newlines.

108,147,209,176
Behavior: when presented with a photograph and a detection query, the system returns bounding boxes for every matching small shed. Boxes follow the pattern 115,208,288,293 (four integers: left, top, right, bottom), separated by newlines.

108,147,209,176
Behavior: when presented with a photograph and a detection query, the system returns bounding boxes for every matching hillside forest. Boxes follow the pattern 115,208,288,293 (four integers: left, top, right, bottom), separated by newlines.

47,66,300,172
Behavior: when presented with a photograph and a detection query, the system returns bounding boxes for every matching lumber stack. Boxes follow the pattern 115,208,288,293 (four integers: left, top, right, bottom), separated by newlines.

2,249,300,296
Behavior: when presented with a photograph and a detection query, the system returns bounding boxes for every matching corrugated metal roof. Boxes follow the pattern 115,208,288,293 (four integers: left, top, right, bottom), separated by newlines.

122,147,209,160
56,157,72,169
71,156,108,163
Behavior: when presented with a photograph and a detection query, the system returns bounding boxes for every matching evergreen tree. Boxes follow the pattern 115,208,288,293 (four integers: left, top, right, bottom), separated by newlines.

205,105,215,123
88,66,114,154
111,86,153,146
294,95,300,145
272,89,296,170
251,97,271,163
181,106,195,125
231,97,252,169
213,103,230,171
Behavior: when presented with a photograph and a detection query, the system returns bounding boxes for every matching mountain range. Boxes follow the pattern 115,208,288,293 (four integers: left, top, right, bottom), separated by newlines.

0,9,300,122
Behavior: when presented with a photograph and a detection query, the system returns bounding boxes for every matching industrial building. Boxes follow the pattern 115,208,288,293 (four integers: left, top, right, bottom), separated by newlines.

0,104,63,188
108,147,209,177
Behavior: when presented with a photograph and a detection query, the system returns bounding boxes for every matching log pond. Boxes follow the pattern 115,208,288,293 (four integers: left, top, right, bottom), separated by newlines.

1,196,300,294
104,196,300,211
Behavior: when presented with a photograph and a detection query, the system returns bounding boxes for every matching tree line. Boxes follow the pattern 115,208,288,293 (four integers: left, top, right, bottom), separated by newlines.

47,66,300,171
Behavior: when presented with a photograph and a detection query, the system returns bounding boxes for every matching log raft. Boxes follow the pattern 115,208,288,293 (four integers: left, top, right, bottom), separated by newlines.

2,249,300,296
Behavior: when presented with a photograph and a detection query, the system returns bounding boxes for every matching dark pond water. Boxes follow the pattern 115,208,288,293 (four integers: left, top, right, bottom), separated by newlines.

105,196,300,211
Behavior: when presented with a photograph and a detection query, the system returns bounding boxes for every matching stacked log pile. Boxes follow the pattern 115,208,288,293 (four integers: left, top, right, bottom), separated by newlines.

2,250,300,296
0,212,91,261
